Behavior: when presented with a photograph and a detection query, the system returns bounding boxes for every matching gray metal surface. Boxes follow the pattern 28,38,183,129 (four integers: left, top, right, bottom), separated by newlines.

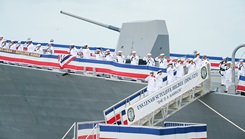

117,20,169,58
0,64,145,139
59,11,170,58
164,93,245,139
0,64,244,139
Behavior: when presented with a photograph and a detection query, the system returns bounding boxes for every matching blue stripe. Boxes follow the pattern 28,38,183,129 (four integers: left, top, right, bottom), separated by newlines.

105,108,113,115
60,55,72,63
78,122,105,130
77,123,96,130
99,125,207,135
121,110,126,116
40,54,58,58
239,75,245,81
105,101,126,115
7,40,115,52
170,53,242,62
114,101,126,110
129,92,143,102
106,88,148,116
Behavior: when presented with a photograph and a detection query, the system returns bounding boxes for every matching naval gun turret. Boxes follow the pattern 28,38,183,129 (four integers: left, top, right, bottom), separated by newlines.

60,11,170,58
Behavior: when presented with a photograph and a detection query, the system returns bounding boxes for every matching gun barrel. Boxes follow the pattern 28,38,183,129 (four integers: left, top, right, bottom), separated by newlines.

60,11,120,32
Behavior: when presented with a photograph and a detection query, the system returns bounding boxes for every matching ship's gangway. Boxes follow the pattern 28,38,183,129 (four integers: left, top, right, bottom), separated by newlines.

103,64,211,126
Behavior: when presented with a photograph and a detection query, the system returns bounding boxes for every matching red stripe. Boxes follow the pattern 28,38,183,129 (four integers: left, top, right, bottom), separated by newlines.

96,68,148,79
123,120,128,125
78,135,96,139
107,114,121,124
236,85,245,91
210,63,219,67
0,55,149,78
78,135,117,139
100,137,117,139
54,50,69,54
62,56,76,68
0,56,59,67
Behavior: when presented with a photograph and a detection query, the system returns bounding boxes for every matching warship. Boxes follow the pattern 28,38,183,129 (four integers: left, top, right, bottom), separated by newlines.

0,11,244,139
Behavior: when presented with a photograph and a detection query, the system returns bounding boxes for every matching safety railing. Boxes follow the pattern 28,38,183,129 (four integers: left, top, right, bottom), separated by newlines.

119,64,211,126
103,86,148,124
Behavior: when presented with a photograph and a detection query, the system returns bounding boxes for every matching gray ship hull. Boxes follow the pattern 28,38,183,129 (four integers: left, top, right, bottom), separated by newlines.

0,64,244,139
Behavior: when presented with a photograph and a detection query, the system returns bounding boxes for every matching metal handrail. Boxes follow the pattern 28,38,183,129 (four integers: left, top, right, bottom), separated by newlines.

85,124,98,139
103,86,147,115
61,122,76,139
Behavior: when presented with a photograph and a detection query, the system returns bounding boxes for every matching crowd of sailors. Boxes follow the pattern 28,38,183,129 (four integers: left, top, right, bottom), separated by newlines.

0,35,241,93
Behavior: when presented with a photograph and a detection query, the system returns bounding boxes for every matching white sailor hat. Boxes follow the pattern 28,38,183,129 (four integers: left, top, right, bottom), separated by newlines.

70,43,75,46
227,61,232,64
157,70,162,73
160,53,165,56
239,59,243,62
150,71,154,74
18,41,21,43
27,38,32,41
132,51,136,53
37,44,41,46
147,53,151,55
189,58,193,61
50,39,54,43
11,40,14,42
96,49,100,51
0,35,3,37
106,49,110,51
84,43,88,46
222,57,227,59
118,50,122,53
168,62,173,65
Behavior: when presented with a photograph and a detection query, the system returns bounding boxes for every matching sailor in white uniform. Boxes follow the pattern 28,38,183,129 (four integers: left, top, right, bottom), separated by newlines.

44,42,54,55
9,40,16,50
219,57,227,86
155,53,168,69
143,53,155,66
202,55,209,66
1,40,7,48
155,70,165,90
3,40,10,49
69,44,78,57
224,62,232,93
104,49,114,61
16,41,23,51
25,38,35,52
0,35,3,45
175,59,184,80
145,71,157,95
94,49,103,60
186,59,196,74
167,63,175,85
81,44,91,59
115,51,126,64
127,51,139,65
33,44,43,54
237,59,245,79
193,53,202,68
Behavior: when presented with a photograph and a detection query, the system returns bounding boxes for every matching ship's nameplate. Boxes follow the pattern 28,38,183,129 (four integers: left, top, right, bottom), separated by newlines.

0,47,41,57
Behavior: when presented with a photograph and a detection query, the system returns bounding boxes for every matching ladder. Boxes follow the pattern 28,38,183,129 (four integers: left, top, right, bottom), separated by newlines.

104,64,211,126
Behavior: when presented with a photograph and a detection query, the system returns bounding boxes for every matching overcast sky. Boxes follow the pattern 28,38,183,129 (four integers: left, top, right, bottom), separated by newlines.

1,0,245,58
